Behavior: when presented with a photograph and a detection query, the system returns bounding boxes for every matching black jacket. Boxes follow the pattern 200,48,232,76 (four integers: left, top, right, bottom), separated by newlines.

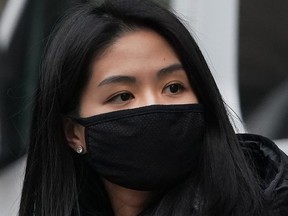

237,134,288,216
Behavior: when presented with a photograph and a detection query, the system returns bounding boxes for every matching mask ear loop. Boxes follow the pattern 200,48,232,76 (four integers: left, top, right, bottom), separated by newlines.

75,146,84,154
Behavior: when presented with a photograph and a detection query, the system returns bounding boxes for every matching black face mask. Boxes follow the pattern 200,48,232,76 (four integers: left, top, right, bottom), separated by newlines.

74,104,205,191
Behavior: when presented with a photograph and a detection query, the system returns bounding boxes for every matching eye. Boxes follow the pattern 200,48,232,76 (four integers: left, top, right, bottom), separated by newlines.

163,83,185,94
106,92,134,104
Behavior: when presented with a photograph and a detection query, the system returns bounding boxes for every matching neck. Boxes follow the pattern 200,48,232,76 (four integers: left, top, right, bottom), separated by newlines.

103,179,156,216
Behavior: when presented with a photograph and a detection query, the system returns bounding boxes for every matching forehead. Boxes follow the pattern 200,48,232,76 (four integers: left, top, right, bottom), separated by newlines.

90,28,181,81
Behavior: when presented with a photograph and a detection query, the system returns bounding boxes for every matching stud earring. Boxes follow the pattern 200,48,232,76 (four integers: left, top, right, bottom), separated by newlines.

75,146,84,154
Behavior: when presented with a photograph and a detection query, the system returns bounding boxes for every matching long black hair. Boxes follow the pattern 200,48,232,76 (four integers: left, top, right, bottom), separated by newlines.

19,0,269,215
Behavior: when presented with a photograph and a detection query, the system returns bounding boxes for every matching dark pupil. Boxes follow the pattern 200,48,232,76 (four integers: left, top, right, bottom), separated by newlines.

120,93,130,101
169,84,179,93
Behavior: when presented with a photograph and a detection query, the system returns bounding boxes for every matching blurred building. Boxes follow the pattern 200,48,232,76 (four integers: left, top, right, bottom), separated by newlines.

0,0,287,215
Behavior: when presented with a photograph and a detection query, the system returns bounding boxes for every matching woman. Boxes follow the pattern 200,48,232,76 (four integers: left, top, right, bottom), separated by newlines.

19,0,288,215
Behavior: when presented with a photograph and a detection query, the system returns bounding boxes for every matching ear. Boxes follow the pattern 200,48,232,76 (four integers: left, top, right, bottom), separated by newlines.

63,118,86,153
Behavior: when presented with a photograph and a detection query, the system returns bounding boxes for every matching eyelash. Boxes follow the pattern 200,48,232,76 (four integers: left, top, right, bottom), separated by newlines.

105,91,134,104
162,83,185,94
105,82,185,104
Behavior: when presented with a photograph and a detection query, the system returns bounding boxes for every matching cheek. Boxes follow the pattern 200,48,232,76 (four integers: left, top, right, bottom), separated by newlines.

187,91,199,103
78,92,105,117
174,91,198,104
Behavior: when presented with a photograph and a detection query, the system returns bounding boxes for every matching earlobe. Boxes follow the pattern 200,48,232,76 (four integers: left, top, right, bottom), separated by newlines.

63,118,86,154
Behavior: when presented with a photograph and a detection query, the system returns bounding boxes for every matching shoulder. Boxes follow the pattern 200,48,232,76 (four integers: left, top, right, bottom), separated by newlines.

236,133,288,216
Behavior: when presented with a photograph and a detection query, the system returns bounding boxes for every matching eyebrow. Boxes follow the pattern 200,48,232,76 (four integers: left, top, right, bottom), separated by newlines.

98,75,136,86
97,63,183,87
157,63,183,78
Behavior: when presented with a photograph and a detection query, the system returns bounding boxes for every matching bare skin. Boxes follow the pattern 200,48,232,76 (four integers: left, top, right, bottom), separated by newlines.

65,29,198,216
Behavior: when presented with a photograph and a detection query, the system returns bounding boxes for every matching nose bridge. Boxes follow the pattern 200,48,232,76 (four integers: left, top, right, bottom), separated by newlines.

138,88,160,107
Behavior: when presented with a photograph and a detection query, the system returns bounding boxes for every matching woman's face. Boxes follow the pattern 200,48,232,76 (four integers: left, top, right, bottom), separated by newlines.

79,28,198,117
65,29,198,151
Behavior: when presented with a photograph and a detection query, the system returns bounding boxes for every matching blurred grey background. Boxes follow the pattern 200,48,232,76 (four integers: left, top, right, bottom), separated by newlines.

239,0,288,140
0,0,287,215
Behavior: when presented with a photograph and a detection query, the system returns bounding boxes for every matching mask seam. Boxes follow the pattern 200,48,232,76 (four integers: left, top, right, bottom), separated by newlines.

83,110,204,127
74,104,204,126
